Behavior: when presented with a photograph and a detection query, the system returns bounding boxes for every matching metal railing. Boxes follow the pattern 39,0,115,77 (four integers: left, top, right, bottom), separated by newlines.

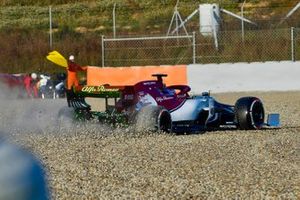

101,28,300,67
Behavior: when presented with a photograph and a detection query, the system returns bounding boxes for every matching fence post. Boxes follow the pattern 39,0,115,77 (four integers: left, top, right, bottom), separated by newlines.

113,3,116,38
102,35,105,67
49,6,52,49
192,32,196,64
291,27,295,62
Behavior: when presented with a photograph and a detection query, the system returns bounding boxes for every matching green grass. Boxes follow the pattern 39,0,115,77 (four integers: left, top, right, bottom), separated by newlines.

0,0,297,73
1,0,287,31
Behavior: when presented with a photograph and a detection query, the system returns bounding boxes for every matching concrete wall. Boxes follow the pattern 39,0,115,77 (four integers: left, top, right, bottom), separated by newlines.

86,61,300,94
188,61,300,93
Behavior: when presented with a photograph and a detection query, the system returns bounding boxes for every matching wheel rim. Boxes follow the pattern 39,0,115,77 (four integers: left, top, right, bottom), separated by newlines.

250,100,264,129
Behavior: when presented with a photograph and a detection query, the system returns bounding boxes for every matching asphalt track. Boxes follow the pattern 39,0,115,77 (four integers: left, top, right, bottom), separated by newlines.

0,91,299,199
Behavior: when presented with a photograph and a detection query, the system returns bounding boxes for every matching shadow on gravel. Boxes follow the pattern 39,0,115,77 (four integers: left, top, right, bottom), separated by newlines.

280,126,300,130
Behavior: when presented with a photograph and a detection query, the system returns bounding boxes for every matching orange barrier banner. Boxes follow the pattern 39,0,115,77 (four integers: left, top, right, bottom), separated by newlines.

87,65,187,86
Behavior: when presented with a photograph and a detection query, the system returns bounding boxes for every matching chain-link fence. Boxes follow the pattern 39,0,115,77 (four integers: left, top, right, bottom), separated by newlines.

102,28,299,67
196,28,292,63
102,35,195,67
292,27,300,61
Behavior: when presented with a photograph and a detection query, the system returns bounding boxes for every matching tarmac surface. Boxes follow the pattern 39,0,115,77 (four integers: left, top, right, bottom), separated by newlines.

0,91,299,199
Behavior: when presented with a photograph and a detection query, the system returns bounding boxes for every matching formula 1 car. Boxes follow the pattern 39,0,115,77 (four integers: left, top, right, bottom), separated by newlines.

66,74,280,133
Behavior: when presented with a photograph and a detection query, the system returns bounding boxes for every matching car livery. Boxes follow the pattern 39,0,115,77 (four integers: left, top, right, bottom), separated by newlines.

66,74,280,133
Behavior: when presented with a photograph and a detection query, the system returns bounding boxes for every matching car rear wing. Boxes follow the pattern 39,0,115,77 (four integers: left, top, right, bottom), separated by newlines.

72,85,121,98
66,85,122,111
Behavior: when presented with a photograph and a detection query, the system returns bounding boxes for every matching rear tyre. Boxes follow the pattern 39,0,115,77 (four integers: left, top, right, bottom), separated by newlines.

134,105,172,133
234,97,265,130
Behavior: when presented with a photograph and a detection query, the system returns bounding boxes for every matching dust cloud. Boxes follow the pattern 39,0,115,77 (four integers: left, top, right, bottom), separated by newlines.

0,82,125,137
0,82,71,134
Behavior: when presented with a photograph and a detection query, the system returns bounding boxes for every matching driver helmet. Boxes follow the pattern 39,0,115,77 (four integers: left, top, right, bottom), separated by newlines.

31,73,37,80
69,55,75,62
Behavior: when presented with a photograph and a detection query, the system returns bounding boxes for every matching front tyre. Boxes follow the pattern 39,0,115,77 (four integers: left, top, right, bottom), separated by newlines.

234,97,265,130
134,105,172,133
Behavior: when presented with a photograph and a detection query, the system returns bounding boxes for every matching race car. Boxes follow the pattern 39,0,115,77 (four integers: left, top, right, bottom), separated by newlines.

66,74,280,133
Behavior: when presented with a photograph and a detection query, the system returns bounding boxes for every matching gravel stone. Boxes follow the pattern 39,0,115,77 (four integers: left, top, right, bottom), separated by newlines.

1,92,299,199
